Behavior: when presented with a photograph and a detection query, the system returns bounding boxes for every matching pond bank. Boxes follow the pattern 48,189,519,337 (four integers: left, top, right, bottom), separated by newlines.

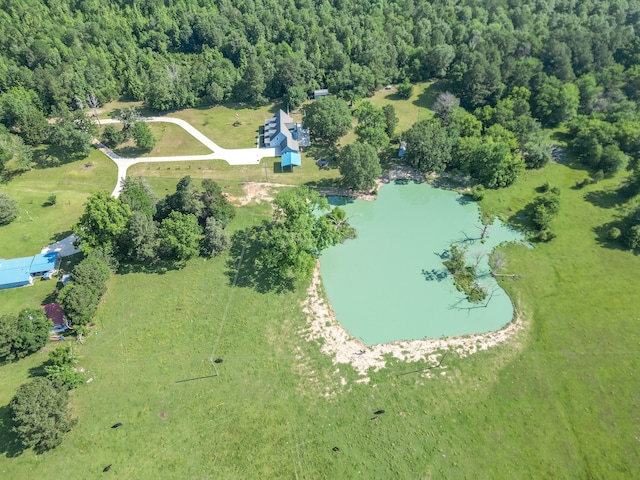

302,263,525,378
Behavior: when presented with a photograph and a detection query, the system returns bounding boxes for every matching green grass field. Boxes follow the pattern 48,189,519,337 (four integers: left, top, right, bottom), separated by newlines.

2,100,640,477
99,123,213,158
340,81,437,147
0,151,116,258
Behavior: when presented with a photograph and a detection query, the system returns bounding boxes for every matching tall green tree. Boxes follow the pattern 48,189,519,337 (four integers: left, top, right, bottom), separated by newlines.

0,309,51,362
158,211,201,261
131,122,156,151
532,76,579,127
0,192,19,225
403,119,453,173
201,217,230,258
73,190,132,254
253,187,352,290
353,101,389,149
303,96,352,144
122,211,158,262
71,255,111,298
57,283,98,325
119,177,157,217
9,378,76,452
339,142,381,190
382,104,398,138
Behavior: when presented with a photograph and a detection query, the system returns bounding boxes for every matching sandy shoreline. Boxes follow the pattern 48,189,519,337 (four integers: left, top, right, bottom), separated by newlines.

301,262,524,379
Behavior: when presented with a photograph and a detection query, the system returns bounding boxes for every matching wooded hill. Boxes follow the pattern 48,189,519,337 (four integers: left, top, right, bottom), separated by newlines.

0,0,638,113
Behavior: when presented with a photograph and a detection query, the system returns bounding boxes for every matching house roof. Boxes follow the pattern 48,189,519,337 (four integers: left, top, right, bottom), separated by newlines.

0,258,32,288
0,252,59,289
264,109,299,154
282,152,302,167
43,302,65,325
30,252,59,273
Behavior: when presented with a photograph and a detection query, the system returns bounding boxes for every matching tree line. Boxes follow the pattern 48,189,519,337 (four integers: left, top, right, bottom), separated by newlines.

0,0,638,115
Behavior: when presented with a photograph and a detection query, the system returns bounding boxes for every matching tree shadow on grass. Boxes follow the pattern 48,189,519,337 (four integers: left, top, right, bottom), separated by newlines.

225,227,295,294
506,205,535,235
32,145,88,169
112,146,150,158
28,362,47,378
116,258,185,276
583,188,628,210
0,405,24,458
1,166,29,183
58,253,83,274
592,221,635,253
412,81,442,110
49,230,74,243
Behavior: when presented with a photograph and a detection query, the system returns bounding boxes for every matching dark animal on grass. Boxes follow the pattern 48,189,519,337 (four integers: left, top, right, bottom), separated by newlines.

374,409,385,415
371,415,379,421
103,464,112,472
214,358,223,364
111,422,123,428
332,446,340,452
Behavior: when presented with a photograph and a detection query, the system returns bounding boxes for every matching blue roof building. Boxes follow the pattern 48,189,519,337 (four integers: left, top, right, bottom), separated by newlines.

30,252,59,275
398,140,407,158
281,152,302,171
0,252,60,290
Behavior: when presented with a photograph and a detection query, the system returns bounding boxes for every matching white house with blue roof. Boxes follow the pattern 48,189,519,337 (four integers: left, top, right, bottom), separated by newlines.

0,251,60,290
263,110,310,157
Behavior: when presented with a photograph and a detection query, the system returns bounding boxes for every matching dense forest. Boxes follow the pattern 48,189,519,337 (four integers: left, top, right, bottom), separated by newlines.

0,0,638,113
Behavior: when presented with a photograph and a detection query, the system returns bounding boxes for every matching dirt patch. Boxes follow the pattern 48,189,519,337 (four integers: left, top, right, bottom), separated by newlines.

301,262,525,380
225,182,292,206
158,411,168,420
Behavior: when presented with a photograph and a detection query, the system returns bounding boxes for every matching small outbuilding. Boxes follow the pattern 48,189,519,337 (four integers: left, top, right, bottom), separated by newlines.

313,89,329,99
398,140,407,158
42,302,66,327
281,152,302,172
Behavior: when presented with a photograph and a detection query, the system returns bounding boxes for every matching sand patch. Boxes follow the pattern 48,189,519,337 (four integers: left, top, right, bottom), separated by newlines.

225,182,292,206
301,262,524,379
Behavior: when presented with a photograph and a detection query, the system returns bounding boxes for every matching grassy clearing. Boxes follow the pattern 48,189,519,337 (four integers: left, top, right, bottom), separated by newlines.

0,151,116,258
99,123,212,158
127,155,342,197
101,100,281,150
340,81,437,147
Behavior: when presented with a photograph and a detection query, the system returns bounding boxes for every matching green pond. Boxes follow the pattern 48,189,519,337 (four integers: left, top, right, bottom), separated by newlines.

320,181,525,345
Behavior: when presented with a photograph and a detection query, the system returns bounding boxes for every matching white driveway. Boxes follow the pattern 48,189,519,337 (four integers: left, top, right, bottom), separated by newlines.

98,117,277,196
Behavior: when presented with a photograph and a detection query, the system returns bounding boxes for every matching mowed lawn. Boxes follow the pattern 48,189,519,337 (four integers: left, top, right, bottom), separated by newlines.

100,123,213,158
340,81,437,147
0,151,116,258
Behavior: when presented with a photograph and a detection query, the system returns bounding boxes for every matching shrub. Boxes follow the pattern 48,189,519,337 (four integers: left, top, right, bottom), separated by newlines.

0,192,19,225
608,227,622,240
45,344,84,390
470,184,485,201
534,229,556,242
101,124,123,148
397,79,413,99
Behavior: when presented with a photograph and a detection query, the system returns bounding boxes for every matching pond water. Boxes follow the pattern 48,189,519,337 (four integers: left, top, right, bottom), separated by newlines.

320,181,525,345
